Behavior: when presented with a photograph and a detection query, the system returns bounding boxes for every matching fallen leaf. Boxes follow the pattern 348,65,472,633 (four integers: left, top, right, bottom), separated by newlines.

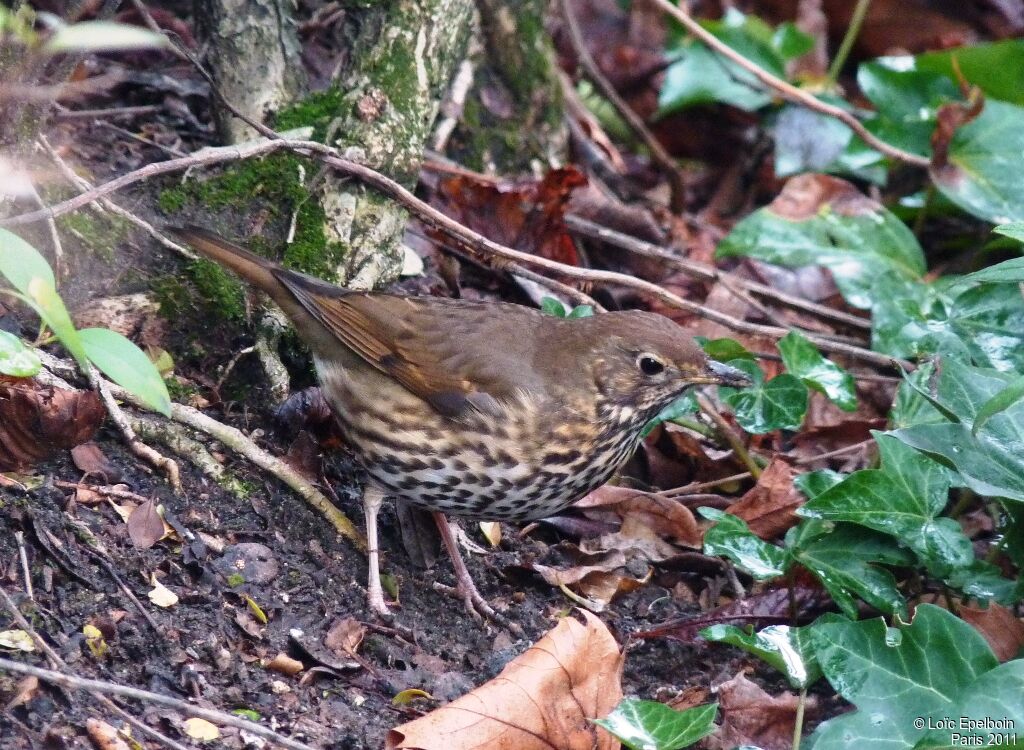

71,442,122,483
960,603,1024,662
387,611,623,750
147,573,178,608
0,380,103,471
479,521,502,547
86,718,132,750
575,486,702,546
182,717,221,742
324,617,365,658
727,459,803,539
266,652,304,676
393,688,435,706
0,629,35,651
706,672,818,750
4,675,39,710
127,498,165,549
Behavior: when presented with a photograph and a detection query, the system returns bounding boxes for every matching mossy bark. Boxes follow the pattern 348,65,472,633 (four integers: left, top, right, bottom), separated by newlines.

197,0,308,143
318,0,475,288
445,0,567,174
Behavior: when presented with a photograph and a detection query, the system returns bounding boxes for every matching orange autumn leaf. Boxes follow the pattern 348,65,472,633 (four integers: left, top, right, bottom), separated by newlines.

387,611,623,750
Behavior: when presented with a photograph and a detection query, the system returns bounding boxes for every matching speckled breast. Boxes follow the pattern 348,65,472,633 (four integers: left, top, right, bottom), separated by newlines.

314,356,643,521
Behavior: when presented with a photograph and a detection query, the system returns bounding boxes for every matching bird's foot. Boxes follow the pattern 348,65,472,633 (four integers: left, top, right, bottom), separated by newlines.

433,579,524,636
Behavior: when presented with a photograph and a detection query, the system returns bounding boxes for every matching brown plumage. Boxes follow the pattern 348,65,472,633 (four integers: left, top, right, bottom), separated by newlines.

170,227,749,623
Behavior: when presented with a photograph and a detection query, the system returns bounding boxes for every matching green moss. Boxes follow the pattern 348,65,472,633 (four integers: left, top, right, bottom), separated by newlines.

57,210,130,260
189,259,246,321
226,573,245,587
275,87,344,142
158,187,187,213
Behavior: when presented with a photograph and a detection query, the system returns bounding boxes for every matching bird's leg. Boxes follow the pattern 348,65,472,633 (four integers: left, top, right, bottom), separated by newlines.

431,512,523,635
362,484,392,618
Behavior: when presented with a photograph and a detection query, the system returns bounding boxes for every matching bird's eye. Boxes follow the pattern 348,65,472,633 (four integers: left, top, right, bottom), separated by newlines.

638,355,665,376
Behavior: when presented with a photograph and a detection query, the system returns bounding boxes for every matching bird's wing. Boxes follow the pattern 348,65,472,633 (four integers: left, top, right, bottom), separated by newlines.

277,273,547,418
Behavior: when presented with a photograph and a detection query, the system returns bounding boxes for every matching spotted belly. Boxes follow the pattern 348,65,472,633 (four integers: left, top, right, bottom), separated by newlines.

314,357,641,522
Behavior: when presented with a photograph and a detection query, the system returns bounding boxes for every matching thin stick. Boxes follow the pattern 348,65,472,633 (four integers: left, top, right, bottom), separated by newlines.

826,0,873,86
0,588,192,750
566,215,871,331
664,470,752,496
559,0,687,212
15,531,34,601
649,0,929,168
0,657,318,750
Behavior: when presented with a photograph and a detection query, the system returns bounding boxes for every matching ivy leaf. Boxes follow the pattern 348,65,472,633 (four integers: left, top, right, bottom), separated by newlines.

702,623,821,689
777,331,856,411
720,360,807,434
594,699,718,750
699,507,789,580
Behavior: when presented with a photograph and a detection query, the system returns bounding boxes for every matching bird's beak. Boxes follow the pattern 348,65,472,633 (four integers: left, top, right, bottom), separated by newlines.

689,360,753,388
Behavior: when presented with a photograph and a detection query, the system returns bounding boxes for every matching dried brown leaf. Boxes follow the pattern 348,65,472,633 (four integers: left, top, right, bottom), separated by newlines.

127,498,165,549
387,611,623,750
324,617,365,658
706,673,818,750
960,603,1024,662
85,718,132,750
0,380,103,470
727,459,802,539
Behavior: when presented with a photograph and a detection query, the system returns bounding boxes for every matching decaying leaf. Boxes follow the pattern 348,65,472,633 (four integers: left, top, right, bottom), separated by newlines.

71,442,122,483
266,652,304,676
324,617,365,658
726,459,803,539
387,611,623,750
182,717,221,741
705,672,817,750
960,602,1024,662
4,675,39,710
85,718,133,750
0,379,104,470
0,629,36,652
147,573,178,608
127,498,166,549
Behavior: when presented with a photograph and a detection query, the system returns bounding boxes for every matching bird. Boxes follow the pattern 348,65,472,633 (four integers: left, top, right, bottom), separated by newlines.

168,226,750,625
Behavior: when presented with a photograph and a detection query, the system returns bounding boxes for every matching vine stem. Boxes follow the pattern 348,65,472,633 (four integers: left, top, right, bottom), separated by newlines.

826,0,873,87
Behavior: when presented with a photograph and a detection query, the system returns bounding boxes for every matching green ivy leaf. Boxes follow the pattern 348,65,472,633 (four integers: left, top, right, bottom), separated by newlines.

720,360,807,433
931,100,1024,223
777,330,857,411
699,507,789,580
800,433,970,576
79,328,171,416
642,392,698,438
717,176,925,309
701,624,821,689
0,331,41,377
697,338,755,362
787,522,912,619
809,605,1013,750
594,699,718,750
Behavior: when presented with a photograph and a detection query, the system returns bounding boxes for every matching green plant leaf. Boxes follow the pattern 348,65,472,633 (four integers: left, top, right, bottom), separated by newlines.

642,392,698,438
972,375,1024,436
721,360,807,434
0,331,41,377
540,297,568,317
809,605,1011,750
800,433,970,575
773,106,853,177
699,507,789,580
890,358,1024,502
79,328,171,416
0,228,55,296
915,38,1024,106
787,522,912,619
963,256,1024,284
594,699,718,750
771,22,813,60
697,338,755,362
793,470,846,500
777,330,856,411
931,100,1024,223
567,304,594,318
701,624,821,689
26,278,88,369
43,20,168,53
717,175,925,309
994,221,1024,243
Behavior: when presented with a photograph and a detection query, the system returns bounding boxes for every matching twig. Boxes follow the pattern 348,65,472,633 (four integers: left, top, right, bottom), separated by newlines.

0,657,318,750
37,135,197,261
14,532,33,601
559,0,687,212
791,437,874,465
25,181,65,281
696,394,763,478
55,104,161,119
86,366,182,493
566,215,871,331
102,379,366,552
3,137,903,369
0,587,192,750
664,471,752,497
648,0,930,168
85,549,165,637
826,0,873,86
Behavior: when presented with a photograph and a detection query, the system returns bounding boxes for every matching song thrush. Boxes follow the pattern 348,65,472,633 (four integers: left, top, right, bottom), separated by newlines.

170,227,749,623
